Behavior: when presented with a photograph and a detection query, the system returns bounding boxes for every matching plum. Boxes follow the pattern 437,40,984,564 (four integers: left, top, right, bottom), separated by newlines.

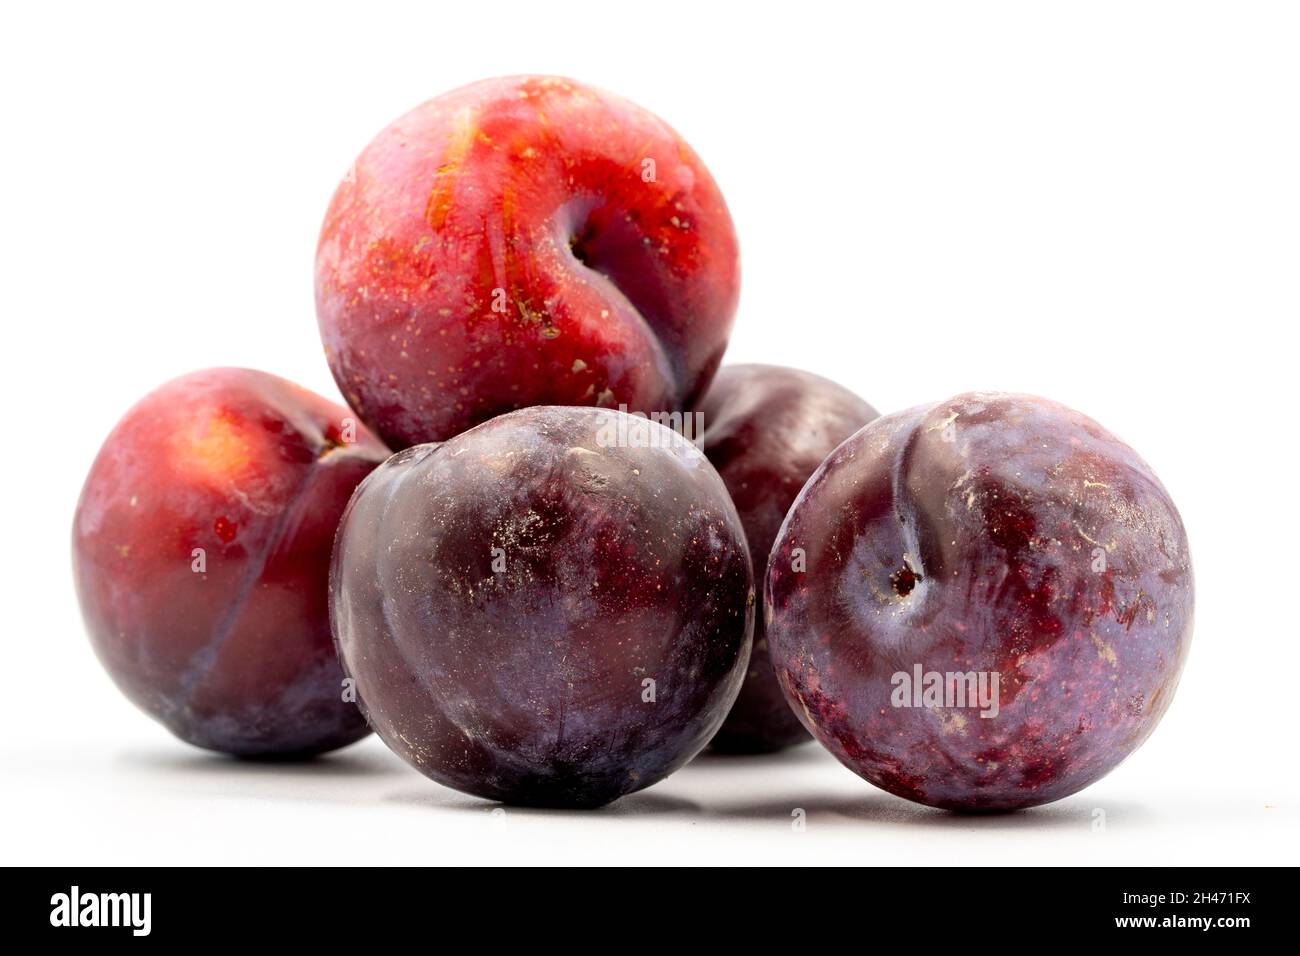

330,406,753,807
766,392,1194,810
315,75,740,449
699,365,878,753
72,368,388,756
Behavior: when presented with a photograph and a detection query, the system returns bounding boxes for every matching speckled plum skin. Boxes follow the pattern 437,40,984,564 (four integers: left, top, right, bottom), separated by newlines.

331,406,753,807
700,365,878,753
766,393,1194,810
315,75,741,450
72,368,388,756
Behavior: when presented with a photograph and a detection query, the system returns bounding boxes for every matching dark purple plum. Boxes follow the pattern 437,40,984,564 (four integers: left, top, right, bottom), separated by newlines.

766,392,1194,810
330,405,754,807
699,364,878,753
72,368,388,756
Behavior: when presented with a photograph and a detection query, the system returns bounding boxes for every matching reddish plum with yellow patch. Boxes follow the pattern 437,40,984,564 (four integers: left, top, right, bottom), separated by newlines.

315,75,740,449
766,393,1194,810
72,368,388,756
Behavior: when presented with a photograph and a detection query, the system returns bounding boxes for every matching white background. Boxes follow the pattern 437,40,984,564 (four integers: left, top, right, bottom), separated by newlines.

2,0,1296,865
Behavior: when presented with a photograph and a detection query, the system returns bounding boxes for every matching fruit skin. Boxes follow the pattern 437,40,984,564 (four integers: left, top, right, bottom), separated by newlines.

766,392,1194,810
72,368,388,757
331,406,753,807
699,365,878,753
315,75,740,450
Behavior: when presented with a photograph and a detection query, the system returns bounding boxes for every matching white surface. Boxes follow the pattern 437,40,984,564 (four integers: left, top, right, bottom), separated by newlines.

7,735,1289,866
2,0,1297,865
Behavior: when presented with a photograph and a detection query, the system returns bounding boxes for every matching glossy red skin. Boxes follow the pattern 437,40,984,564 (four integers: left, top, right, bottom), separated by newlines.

699,365,878,753
331,406,753,807
315,75,740,449
73,369,388,756
767,393,1194,810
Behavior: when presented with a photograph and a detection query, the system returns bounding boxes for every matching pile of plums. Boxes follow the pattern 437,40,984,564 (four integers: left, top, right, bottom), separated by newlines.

73,76,1193,811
